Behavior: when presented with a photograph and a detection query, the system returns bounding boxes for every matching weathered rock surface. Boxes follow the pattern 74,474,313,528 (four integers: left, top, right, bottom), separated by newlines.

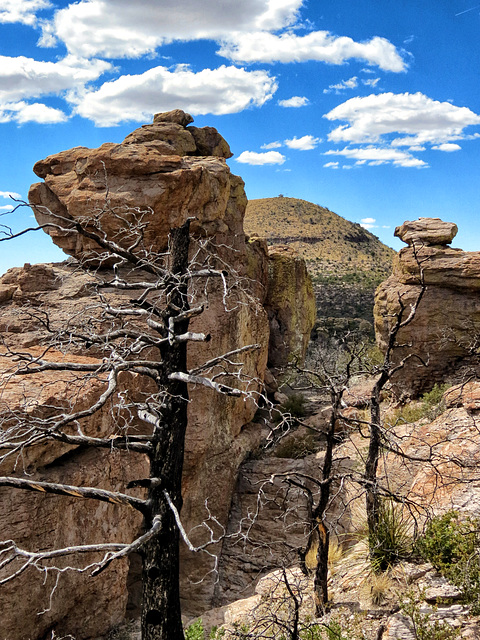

374,217,480,396
394,218,458,247
0,111,315,638
264,245,316,368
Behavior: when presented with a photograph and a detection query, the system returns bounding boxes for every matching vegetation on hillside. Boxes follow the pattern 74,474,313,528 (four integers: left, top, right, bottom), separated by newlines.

245,197,396,338
244,197,396,280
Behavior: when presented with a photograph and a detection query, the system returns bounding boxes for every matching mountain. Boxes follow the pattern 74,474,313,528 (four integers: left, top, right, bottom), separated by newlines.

245,197,396,282
245,197,397,335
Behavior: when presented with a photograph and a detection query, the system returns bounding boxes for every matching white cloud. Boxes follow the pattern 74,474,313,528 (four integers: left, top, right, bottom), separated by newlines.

45,0,302,58
236,150,286,165
0,191,22,200
325,145,428,168
432,143,462,152
278,96,309,108
0,101,67,124
218,31,406,71
285,134,321,150
261,141,282,149
363,77,380,88
0,55,111,102
360,217,377,228
324,77,358,94
325,92,480,146
0,0,51,26
70,65,277,126
323,161,339,169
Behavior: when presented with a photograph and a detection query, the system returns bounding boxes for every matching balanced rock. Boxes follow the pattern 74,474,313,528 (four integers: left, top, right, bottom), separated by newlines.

394,217,458,247
375,217,480,396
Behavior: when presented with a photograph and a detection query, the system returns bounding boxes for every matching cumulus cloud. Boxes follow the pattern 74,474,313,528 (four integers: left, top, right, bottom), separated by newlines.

70,65,277,126
0,55,111,102
0,0,51,26
218,31,406,71
363,77,380,88
0,101,67,124
432,143,462,152
285,135,321,150
324,76,358,94
44,0,302,58
324,161,339,169
261,141,282,149
360,217,377,229
278,96,309,108
325,145,427,168
324,92,480,146
0,191,22,200
236,150,286,165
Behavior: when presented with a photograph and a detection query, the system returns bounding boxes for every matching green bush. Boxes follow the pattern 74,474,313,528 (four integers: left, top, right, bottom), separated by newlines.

274,433,317,459
400,589,460,640
369,500,412,573
185,619,205,640
393,384,449,424
281,393,307,418
416,510,480,614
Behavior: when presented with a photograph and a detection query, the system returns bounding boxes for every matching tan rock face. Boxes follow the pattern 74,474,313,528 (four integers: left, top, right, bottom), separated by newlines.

264,245,316,368
0,111,315,638
374,217,480,396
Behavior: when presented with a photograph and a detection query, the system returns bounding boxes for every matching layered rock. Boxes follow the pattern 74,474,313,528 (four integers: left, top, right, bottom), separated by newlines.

374,217,480,396
0,111,315,638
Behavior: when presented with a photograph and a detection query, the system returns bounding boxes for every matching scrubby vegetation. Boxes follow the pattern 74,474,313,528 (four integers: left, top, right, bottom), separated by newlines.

417,511,480,614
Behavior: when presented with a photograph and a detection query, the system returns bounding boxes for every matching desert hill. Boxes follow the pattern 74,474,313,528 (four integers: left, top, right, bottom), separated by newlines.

245,197,396,282
245,197,397,335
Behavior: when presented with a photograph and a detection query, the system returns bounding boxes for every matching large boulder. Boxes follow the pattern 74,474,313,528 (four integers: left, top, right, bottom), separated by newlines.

0,111,316,638
374,217,480,397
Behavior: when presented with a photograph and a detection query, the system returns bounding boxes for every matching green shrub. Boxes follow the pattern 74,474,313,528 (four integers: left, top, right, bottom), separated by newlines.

274,433,317,459
369,500,412,573
281,393,307,418
400,589,460,640
185,619,205,640
416,510,480,613
393,384,449,425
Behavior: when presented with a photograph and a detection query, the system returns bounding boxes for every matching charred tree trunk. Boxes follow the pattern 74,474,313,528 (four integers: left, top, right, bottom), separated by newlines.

365,379,383,542
312,389,342,611
141,222,190,640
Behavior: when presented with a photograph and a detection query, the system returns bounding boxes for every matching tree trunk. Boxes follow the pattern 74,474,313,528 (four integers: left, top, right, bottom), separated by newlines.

141,222,191,640
312,391,340,611
365,383,382,540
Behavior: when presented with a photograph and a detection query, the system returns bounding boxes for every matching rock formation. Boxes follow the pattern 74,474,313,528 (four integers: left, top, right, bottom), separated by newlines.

374,217,480,396
0,111,315,639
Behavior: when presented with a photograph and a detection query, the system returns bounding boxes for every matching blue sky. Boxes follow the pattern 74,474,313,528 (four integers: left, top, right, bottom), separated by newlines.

1,0,480,275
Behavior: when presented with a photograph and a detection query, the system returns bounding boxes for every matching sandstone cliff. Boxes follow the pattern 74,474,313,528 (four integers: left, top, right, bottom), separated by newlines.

0,111,315,639
374,217,480,396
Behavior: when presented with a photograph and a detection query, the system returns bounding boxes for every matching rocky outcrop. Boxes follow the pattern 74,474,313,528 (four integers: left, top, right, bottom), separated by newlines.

264,245,316,368
374,217,480,396
0,111,315,638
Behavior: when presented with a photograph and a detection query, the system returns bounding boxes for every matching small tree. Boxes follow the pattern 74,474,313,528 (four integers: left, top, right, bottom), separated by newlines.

0,203,260,640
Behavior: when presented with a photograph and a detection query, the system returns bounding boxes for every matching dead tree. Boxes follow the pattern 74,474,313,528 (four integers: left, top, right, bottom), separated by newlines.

0,205,260,640
365,245,427,548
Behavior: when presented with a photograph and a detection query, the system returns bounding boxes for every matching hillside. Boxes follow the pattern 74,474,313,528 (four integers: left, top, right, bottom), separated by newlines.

245,197,397,335
245,197,396,282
